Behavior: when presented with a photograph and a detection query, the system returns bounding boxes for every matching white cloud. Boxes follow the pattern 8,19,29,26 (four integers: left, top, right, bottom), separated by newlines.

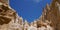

24,0,43,3
33,0,43,3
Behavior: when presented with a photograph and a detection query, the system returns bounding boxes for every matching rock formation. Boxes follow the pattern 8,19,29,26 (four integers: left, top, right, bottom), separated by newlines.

0,0,60,30
0,2,16,25
37,0,60,30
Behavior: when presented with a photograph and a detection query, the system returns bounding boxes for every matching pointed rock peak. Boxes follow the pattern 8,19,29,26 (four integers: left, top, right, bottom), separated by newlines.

46,4,50,10
46,4,49,7
33,20,37,24
56,2,60,6
55,2,60,12
33,20,37,23
42,8,46,14
39,15,41,18
25,20,28,23
43,8,46,12
30,22,34,26
19,17,23,20
51,0,60,5
16,14,18,18
42,8,47,16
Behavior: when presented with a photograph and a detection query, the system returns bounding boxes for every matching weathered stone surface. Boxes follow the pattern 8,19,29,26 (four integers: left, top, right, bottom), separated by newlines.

0,0,60,30
37,0,60,30
0,2,16,25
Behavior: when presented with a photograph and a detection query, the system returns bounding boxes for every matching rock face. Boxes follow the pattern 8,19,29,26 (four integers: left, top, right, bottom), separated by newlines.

0,2,16,25
0,0,60,30
37,0,60,30
0,1,24,30
0,0,9,4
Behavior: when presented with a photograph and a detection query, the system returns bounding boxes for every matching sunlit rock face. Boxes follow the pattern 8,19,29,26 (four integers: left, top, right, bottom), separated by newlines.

37,0,60,30
0,2,16,25
0,0,9,5
24,20,29,30
0,24,8,30
8,17,23,30
28,25,37,30
0,0,24,30
0,0,60,30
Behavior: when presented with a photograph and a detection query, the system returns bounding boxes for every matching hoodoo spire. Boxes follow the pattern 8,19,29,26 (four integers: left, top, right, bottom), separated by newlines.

46,4,50,10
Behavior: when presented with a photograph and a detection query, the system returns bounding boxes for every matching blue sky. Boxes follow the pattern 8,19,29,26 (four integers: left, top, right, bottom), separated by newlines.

9,0,52,23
